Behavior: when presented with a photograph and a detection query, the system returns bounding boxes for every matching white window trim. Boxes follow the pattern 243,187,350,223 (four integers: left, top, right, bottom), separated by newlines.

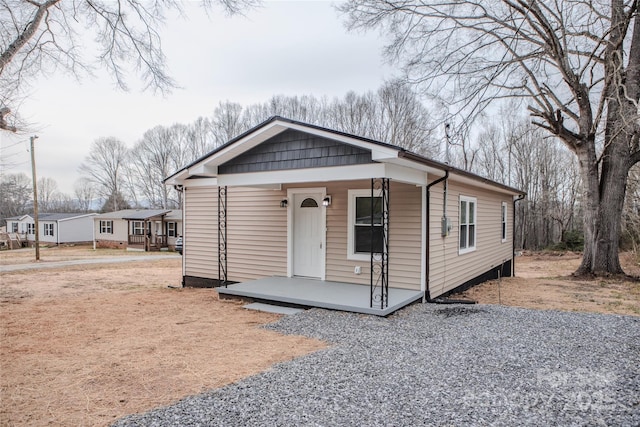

501,202,508,243
44,223,54,237
459,195,477,255
167,222,176,237
347,188,383,261
27,223,35,235
132,221,145,235
100,220,113,234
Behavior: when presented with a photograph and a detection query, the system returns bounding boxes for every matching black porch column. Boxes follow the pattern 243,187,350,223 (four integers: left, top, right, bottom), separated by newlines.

370,178,389,309
218,186,228,287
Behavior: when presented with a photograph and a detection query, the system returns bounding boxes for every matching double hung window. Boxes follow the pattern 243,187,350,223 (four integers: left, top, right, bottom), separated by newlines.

348,189,383,260
459,196,476,253
100,220,113,234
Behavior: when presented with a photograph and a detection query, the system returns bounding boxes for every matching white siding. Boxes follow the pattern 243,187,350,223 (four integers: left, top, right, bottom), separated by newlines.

58,215,96,243
39,221,57,243
94,218,129,242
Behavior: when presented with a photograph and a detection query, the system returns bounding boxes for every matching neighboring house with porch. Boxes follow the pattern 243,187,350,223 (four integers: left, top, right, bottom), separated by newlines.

93,209,182,251
4,213,97,246
165,116,525,315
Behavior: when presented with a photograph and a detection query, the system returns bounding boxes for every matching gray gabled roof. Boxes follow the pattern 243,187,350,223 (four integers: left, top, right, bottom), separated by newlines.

5,213,95,222
164,116,525,196
39,213,96,221
94,209,172,220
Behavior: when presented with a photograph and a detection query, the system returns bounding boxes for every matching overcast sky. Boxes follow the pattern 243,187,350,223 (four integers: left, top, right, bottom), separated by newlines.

1,0,394,194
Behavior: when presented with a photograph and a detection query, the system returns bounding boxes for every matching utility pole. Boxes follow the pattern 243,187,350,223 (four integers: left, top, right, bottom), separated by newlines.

30,135,40,261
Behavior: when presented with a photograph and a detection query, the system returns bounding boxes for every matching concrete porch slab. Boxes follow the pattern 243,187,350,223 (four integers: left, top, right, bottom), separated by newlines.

217,276,423,316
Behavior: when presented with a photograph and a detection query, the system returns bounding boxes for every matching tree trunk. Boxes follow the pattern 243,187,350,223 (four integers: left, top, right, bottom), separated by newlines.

575,144,599,275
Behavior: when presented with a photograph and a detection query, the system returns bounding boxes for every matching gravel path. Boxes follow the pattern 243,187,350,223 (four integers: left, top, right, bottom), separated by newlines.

0,254,180,272
113,304,640,426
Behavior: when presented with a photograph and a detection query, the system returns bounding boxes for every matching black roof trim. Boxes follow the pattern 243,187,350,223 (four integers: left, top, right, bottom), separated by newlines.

164,116,525,196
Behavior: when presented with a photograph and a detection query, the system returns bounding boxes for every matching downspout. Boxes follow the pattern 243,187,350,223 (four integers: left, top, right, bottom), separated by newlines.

425,170,476,304
174,184,185,287
512,194,526,277
425,171,448,302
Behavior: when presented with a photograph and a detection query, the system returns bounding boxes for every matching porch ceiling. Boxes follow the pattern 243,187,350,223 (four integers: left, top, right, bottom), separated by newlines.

216,277,423,317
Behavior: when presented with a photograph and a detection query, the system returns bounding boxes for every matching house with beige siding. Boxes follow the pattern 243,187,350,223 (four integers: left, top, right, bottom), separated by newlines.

165,117,524,315
93,209,182,251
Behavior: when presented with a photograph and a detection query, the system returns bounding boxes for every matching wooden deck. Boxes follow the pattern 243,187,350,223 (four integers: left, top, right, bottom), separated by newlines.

216,276,423,316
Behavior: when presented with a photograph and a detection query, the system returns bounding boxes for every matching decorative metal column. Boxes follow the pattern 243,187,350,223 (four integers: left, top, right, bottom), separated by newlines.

370,178,389,309
218,186,228,287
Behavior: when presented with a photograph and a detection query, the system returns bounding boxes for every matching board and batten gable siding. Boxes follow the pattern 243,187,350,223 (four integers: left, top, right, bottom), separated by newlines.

428,180,513,298
285,180,422,291
183,185,287,282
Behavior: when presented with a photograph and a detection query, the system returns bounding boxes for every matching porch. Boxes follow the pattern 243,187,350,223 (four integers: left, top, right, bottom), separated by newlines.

127,234,168,251
216,276,423,317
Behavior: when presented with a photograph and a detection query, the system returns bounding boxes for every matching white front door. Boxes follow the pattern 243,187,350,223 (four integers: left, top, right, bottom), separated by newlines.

292,192,324,278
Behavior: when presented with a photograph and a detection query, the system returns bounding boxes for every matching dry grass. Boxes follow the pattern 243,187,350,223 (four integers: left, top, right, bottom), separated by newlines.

0,244,167,266
1,247,639,426
0,253,325,427
457,251,640,316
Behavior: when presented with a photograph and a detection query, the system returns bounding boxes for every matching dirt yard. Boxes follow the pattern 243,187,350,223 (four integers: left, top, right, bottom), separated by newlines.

0,247,325,426
457,251,640,316
0,246,638,426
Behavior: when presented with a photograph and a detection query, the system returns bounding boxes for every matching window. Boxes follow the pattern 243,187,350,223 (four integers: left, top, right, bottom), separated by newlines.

44,223,54,237
347,189,383,260
167,222,176,237
132,221,146,235
459,196,476,253
11,223,18,233
501,202,508,242
27,223,35,234
300,198,318,208
100,220,113,234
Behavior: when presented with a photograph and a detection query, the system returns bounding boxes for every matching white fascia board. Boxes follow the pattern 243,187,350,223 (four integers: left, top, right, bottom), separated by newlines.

58,213,98,222
200,122,288,168
165,170,190,186
385,163,428,186
188,164,218,177
218,163,386,187
284,121,400,160
448,172,521,195
386,157,446,176
182,178,219,188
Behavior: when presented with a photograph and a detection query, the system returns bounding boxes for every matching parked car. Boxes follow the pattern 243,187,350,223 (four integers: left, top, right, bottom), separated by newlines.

175,237,183,254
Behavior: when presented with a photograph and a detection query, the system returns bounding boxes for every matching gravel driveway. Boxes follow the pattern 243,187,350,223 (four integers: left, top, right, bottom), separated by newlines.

113,304,639,426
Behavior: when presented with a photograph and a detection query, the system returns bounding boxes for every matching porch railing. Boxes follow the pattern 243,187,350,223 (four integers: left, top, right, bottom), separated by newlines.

128,234,145,245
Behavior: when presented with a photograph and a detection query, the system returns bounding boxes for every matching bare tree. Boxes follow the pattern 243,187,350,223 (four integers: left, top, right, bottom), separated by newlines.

37,177,59,212
340,0,640,276
130,125,176,208
0,172,31,222
622,164,640,253
79,137,130,212
211,101,246,146
74,178,95,213
0,0,259,132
